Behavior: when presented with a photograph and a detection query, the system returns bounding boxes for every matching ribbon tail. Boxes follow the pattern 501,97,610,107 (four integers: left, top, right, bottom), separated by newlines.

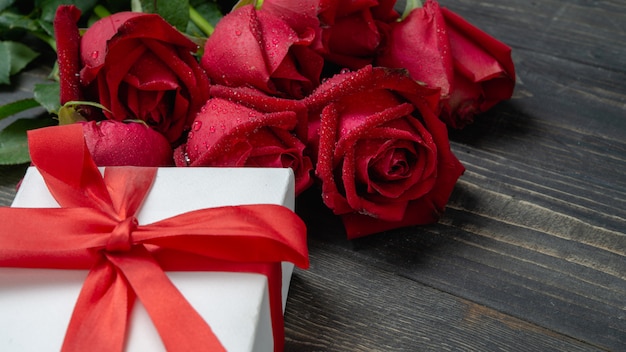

107,246,226,352
263,263,285,352
62,257,133,352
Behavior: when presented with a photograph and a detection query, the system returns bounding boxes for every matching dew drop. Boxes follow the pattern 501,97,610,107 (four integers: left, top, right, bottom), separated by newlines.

192,120,202,131
91,51,99,59
340,68,351,74
235,30,242,36
209,126,216,133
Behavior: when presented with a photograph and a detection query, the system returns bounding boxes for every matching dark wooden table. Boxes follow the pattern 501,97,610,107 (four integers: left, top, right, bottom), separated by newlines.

1,0,625,351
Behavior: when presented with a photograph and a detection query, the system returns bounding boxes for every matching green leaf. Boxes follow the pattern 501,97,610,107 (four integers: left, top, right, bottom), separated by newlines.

38,0,99,22
35,19,57,50
0,98,41,121
7,41,39,75
0,43,10,84
33,83,60,114
0,0,16,13
0,117,57,165
0,41,40,84
0,12,40,33
136,0,190,31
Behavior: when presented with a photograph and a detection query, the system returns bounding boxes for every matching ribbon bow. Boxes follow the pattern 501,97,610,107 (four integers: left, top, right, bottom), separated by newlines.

0,124,309,351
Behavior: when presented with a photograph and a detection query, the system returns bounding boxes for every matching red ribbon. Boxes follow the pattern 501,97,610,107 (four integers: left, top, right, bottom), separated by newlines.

0,124,309,352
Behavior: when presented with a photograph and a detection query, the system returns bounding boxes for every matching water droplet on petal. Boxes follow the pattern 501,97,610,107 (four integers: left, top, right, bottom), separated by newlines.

192,120,202,131
235,30,242,36
91,51,99,59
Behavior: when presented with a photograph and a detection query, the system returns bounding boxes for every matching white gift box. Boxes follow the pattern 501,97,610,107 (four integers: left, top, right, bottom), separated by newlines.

0,167,297,351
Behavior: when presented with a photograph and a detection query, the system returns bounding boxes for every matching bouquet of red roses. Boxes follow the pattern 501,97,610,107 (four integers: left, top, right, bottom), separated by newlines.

48,0,514,238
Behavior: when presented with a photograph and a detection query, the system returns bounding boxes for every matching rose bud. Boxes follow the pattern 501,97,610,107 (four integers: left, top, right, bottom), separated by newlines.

54,6,211,143
375,0,515,128
440,6,516,127
80,120,173,166
305,65,465,238
174,96,313,195
201,4,324,99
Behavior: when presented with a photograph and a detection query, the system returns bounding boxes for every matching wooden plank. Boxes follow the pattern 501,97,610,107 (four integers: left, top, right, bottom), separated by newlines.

284,235,606,351
0,165,28,205
438,0,626,72
451,48,626,148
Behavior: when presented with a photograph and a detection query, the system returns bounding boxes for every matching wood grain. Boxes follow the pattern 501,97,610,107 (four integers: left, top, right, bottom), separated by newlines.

284,241,606,352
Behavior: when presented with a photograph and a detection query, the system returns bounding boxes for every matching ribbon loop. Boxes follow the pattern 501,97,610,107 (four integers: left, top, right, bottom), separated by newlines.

106,216,137,252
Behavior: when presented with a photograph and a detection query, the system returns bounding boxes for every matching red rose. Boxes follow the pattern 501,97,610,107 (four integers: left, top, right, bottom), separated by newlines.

201,4,324,99
440,6,516,127
174,88,313,195
54,6,211,143
375,0,515,128
80,120,173,166
317,0,399,70
306,65,464,238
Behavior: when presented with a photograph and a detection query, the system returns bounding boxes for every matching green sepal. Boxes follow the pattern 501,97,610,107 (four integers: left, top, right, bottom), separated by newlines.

57,100,112,125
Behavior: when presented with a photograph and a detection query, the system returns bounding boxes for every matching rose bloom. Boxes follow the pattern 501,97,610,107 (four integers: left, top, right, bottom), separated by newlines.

201,4,324,99
54,6,211,143
80,120,173,167
174,87,313,195
305,65,464,238
375,0,515,128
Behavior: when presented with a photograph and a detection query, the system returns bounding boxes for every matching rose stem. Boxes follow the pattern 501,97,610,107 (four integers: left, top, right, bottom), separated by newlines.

189,7,214,36
93,5,111,18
